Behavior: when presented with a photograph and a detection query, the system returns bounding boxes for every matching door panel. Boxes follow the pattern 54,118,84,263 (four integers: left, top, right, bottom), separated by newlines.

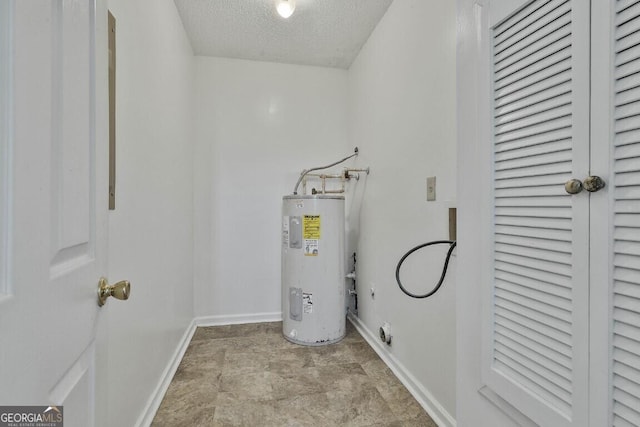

591,1,640,426
611,2,640,425
482,0,590,425
475,0,640,425
50,0,94,276
48,344,96,427
1,1,108,425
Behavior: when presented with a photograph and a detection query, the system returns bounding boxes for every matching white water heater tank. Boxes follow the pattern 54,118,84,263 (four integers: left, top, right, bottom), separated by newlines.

281,195,346,345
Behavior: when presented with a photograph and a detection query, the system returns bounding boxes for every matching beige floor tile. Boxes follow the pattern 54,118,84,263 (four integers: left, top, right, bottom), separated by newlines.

152,321,437,427
313,363,375,392
273,392,336,426
173,360,223,382
161,376,219,404
376,383,429,421
347,341,382,363
325,386,397,426
192,322,281,341
183,339,227,359
222,349,272,375
269,366,327,400
212,400,280,427
218,371,273,403
267,347,315,373
307,342,357,366
151,399,216,427
361,358,402,385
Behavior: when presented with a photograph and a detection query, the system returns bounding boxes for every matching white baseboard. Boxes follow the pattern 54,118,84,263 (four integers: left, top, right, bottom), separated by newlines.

347,314,456,427
135,318,197,427
196,311,282,326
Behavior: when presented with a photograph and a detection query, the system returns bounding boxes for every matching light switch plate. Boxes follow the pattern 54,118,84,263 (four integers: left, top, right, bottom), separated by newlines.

426,176,436,201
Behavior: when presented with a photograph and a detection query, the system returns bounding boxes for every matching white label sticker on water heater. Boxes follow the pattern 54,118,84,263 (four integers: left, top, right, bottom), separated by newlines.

303,293,313,314
282,216,290,247
304,239,319,256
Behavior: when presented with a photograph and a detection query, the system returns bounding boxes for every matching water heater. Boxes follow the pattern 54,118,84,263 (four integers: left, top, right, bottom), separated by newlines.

282,195,346,345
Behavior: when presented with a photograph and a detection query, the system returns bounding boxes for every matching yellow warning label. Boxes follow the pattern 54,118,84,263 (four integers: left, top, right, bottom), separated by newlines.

303,215,321,239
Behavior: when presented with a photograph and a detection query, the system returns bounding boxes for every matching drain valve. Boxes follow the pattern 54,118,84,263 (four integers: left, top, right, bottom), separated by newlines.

379,322,392,345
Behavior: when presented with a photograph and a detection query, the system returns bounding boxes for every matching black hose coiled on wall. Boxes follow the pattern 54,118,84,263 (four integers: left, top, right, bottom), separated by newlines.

395,240,457,299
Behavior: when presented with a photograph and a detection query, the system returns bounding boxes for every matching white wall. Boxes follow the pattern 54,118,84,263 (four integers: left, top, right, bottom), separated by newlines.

194,57,349,319
347,0,457,423
105,0,195,425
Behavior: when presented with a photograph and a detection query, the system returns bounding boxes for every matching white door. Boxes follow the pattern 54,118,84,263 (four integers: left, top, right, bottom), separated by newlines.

591,1,640,426
0,2,110,426
475,0,640,426
479,0,591,425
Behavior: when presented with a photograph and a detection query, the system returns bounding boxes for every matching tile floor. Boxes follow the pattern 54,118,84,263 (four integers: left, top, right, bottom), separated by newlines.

151,321,437,427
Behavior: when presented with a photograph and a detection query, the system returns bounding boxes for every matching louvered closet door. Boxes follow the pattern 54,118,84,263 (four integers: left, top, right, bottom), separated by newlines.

611,3,640,425
590,1,640,426
482,1,591,425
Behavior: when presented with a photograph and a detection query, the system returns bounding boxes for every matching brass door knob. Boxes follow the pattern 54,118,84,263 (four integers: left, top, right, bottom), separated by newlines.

98,277,131,306
583,175,605,192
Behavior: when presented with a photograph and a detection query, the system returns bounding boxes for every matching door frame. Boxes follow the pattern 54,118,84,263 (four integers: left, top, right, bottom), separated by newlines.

589,1,615,425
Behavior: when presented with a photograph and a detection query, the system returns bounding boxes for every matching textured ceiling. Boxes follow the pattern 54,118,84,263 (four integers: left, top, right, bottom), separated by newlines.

173,0,394,69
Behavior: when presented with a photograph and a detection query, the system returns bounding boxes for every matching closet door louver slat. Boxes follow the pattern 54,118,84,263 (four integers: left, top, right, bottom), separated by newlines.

612,2,640,425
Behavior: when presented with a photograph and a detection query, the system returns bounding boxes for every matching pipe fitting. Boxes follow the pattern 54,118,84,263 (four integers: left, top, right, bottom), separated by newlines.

379,322,392,345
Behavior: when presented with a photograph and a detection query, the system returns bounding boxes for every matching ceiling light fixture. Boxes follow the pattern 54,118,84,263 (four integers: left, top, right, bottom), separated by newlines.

276,0,296,19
